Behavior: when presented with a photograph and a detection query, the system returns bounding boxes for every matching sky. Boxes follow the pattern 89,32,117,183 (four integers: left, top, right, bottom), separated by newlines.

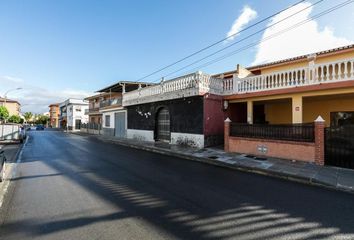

0,0,353,113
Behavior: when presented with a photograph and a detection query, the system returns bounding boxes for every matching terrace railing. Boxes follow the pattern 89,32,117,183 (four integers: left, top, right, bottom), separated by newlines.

100,98,122,108
85,107,100,115
227,58,354,94
122,58,354,105
230,123,315,142
123,72,223,106
81,122,102,130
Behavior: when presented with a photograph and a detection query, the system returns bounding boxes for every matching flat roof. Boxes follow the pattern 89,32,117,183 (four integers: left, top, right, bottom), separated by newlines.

49,103,60,107
0,97,20,105
96,81,155,93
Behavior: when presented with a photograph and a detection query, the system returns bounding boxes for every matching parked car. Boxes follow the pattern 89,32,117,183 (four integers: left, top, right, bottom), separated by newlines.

36,124,45,131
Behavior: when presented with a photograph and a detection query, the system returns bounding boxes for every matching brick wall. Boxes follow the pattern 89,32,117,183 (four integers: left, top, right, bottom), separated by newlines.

228,137,316,162
224,118,326,165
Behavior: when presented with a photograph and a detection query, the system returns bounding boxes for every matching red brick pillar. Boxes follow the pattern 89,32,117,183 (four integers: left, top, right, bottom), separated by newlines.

314,116,325,166
224,118,231,152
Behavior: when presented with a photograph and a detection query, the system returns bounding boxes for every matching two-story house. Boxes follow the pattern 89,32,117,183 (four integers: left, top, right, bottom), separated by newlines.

220,44,354,169
0,97,21,116
59,99,89,131
85,81,152,137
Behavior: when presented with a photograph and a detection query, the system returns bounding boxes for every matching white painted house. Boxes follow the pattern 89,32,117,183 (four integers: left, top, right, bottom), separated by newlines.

59,99,89,131
93,81,153,137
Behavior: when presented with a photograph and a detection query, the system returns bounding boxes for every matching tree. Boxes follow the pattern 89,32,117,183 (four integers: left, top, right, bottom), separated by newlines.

0,106,9,122
24,112,33,123
35,115,50,125
8,115,22,123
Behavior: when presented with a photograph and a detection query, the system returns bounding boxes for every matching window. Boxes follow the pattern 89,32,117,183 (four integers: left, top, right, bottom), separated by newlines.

105,115,110,127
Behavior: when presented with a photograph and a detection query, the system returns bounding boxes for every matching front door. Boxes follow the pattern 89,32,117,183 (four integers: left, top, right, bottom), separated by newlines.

114,112,126,138
156,108,170,142
75,119,81,130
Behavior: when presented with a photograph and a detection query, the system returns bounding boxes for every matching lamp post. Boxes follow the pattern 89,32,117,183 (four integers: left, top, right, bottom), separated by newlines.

4,87,22,105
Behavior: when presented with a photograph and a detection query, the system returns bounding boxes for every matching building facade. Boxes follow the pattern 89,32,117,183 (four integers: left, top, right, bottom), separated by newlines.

84,94,103,125
0,97,21,116
123,72,226,148
83,81,150,137
220,44,354,169
59,99,88,131
48,103,60,128
80,44,354,169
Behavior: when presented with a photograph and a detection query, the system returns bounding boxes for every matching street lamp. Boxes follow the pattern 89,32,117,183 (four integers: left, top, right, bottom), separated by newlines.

4,87,22,105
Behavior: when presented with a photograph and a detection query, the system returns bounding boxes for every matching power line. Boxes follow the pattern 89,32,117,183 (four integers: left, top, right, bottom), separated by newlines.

135,0,307,82
156,0,324,81
160,0,353,80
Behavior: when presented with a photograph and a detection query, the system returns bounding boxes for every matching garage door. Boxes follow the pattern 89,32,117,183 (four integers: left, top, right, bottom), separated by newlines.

114,112,126,138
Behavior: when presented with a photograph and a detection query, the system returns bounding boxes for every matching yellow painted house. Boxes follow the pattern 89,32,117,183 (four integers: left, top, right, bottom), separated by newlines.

218,44,354,169
218,44,354,127
0,97,21,116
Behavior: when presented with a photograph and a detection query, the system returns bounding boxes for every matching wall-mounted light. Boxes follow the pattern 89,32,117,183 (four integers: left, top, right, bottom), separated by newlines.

223,100,229,111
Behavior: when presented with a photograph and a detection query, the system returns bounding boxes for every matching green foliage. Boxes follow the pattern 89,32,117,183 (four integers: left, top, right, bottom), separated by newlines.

0,106,9,121
8,115,22,123
24,112,33,122
35,114,50,125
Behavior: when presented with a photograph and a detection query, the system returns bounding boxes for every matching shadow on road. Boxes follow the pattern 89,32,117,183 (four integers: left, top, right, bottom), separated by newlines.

1,131,354,239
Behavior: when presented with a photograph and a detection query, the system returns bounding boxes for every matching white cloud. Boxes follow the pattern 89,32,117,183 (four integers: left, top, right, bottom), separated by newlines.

0,76,92,114
0,76,24,84
252,2,353,65
226,5,257,42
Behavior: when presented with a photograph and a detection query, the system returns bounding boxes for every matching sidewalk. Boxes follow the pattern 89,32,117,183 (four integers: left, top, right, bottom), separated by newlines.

75,132,354,194
0,143,22,207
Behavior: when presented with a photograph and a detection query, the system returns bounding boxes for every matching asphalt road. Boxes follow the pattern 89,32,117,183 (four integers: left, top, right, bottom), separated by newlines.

0,130,354,240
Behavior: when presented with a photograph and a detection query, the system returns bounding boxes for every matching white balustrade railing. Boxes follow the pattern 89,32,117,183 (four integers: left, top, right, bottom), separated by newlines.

123,58,354,105
232,58,354,94
314,58,354,83
122,72,224,106
236,67,308,93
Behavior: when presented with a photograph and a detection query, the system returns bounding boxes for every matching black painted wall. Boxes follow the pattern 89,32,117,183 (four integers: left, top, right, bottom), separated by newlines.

127,96,204,135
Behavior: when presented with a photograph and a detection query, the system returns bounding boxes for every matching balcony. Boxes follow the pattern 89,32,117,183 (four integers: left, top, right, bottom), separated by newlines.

123,72,223,106
223,58,354,95
85,107,100,115
99,98,122,108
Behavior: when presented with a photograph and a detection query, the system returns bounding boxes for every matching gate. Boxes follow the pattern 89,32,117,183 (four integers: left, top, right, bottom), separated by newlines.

325,125,354,169
156,108,170,142
114,112,126,138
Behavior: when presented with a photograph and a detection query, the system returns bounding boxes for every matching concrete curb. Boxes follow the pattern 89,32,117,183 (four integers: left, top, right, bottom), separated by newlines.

0,142,23,208
73,132,354,195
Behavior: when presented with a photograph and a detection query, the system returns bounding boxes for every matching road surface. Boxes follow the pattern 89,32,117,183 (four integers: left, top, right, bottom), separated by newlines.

0,130,354,239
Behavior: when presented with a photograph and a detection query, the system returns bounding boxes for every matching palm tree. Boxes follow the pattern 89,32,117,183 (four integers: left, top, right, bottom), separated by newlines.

23,112,33,123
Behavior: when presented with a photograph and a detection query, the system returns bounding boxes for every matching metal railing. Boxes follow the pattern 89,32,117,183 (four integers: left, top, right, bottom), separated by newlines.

230,123,315,142
81,122,102,130
99,98,122,108
85,108,100,114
